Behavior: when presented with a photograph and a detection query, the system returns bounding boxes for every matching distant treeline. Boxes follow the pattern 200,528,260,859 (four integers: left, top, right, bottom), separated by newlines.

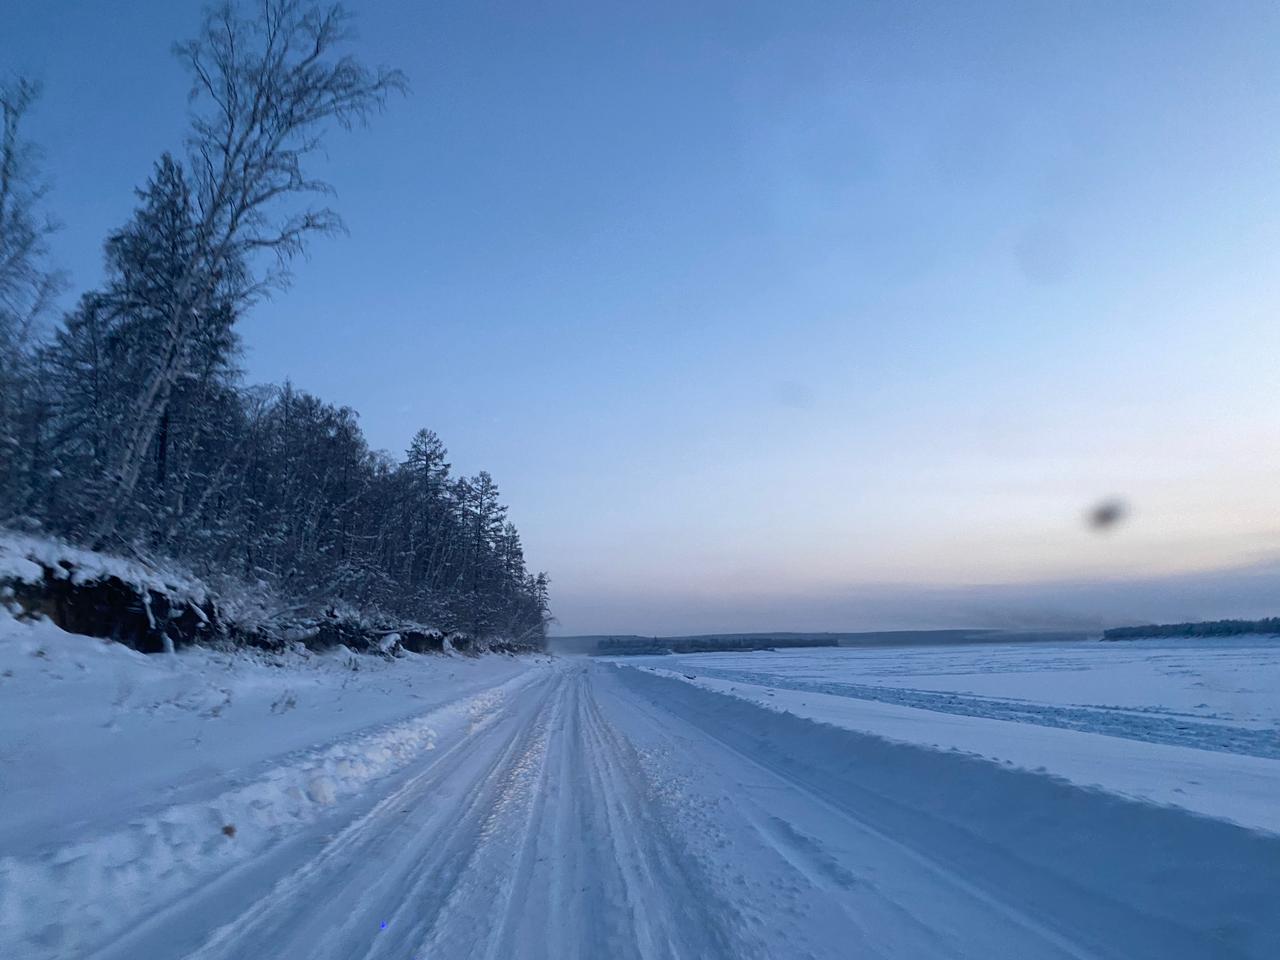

596,635,840,656
563,629,1087,656
0,4,549,646
1103,618,1280,641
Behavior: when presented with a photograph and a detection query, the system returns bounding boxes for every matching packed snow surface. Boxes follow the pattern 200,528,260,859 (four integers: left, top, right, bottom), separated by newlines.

2,620,1277,959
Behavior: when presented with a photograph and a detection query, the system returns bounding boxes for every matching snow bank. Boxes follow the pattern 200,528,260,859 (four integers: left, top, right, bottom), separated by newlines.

0,610,548,959
648,666,1280,834
0,675,535,955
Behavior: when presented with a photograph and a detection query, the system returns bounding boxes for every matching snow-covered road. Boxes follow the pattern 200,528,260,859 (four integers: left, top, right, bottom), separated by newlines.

10,658,1267,960
72,664,737,960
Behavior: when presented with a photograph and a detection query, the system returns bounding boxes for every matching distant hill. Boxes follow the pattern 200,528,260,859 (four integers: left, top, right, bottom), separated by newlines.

549,629,1091,656
1103,618,1280,641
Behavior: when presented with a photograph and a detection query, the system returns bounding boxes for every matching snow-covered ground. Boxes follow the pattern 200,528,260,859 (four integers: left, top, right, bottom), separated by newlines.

627,637,1280,834
2,620,1278,959
645,638,1280,741
0,611,549,957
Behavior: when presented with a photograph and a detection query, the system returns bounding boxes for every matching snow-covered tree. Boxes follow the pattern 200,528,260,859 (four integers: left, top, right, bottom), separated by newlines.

94,0,407,540
0,79,61,357
1,5,550,647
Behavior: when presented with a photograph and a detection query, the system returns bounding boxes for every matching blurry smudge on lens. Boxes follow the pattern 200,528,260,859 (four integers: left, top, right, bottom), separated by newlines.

1087,498,1128,531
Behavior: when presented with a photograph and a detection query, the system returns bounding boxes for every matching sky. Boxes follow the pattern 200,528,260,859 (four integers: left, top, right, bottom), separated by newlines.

5,1,1280,635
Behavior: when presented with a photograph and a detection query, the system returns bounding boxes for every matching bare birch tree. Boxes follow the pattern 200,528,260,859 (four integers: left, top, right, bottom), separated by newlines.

0,78,61,351
95,0,405,540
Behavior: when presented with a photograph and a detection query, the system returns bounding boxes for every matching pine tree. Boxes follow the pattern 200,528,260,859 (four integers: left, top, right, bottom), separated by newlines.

0,8,550,649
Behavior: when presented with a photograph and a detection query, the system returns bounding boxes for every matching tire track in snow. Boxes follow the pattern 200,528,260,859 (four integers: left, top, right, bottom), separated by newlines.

573,669,746,959
420,665,748,960
110,663,751,960
178,668,563,960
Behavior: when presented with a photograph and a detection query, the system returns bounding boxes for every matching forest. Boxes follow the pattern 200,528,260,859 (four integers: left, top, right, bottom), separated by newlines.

0,1,551,647
1103,618,1280,641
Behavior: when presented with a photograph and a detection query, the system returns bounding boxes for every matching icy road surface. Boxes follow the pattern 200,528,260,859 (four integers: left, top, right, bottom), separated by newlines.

2,640,1278,959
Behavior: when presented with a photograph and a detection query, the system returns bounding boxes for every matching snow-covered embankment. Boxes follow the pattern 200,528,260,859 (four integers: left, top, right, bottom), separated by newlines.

0,610,548,957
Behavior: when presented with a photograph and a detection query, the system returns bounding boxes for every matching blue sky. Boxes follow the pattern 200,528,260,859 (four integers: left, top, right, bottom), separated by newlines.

6,1,1280,634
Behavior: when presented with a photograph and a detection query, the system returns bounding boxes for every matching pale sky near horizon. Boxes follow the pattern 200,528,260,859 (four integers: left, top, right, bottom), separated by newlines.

5,1,1280,634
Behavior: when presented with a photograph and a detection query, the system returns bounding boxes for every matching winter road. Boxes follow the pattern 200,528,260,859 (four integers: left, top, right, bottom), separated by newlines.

41,661,1280,959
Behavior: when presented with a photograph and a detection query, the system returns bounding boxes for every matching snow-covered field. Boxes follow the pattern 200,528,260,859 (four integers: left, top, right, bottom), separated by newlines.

631,637,1280,833
2,619,1278,959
